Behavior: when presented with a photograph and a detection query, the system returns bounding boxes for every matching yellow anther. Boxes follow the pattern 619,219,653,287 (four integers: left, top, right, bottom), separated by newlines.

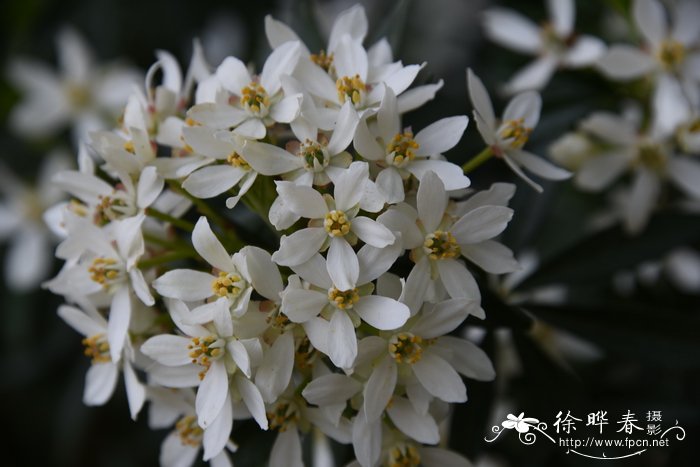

211,271,245,299
324,210,352,237
336,74,366,106
82,333,111,364
388,443,421,467
499,118,532,149
327,287,360,310
227,151,250,170
636,143,667,173
241,82,270,115
187,335,225,379
88,257,121,287
310,50,334,73
175,415,203,447
267,402,299,433
386,131,420,167
389,333,424,364
424,230,460,260
123,140,135,154
299,139,328,170
657,39,685,70
94,194,128,226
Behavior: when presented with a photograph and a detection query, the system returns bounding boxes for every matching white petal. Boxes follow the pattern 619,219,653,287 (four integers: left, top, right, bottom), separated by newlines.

275,182,328,218
216,56,252,94
563,36,606,67
327,101,359,156
417,171,447,232
503,56,557,94
242,246,283,301
255,331,295,403
377,205,422,249
241,141,301,175
327,311,357,369
452,205,513,244
436,259,480,301
327,237,359,290
84,363,118,406
236,375,268,429
290,254,332,289
52,170,112,202
153,269,214,301
270,427,303,467
668,157,700,199
294,60,338,103
272,227,327,266
419,447,473,467
187,103,249,129
261,41,301,95
411,298,470,338
270,94,301,123
202,394,233,460
383,63,424,96
387,397,440,444
652,73,690,137
547,0,574,37
160,433,200,467
226,340,251,377
375,167,405,203
182,165,246,198
328,4,368,52
356,239,402,284
597,45,656,80
407,160,471,191
575,152,629,191
434,336,496,381
502,154,543,192
397,80,444,114
124,360,146,420
265,15,302,49
624,168,660,234
412,352,466,402
282,288,327,322
334,161,369,211
363,355,397,422
403,257,431,314
141,335,192,366
672,0,700,44
5,226,50,291
461,240,519,274
467,69,496,130
377,85,400,139
233,118,266,139
302,373,362,406
580,112,637,145
355,295,409,330
303,317,330,355
482,8,542,53
193,217,236,272
634,0,666,47
351,216,395,248
334,35,368,81
149,364,201,388
108,287,131,363
352,413,382,467
503,91,541,128
354,118,383,161
196,360,229,428
508,149,572,180
136,166,163,209
57,305,105,337
415,116,468,156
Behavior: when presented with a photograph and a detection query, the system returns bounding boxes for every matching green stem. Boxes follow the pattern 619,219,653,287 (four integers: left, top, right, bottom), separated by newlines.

143,232,195,252
145,207,194,232
137,250,196,269
168,181,243,251
462,147,494,174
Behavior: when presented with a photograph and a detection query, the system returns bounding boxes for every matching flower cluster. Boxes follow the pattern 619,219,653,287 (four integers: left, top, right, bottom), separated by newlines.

39,5,530,467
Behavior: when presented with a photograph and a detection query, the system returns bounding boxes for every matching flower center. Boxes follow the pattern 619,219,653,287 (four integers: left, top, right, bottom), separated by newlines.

267,402,299,432
66,83,90,108
82,333,110,364
88,257,122,287
175,415,203,447
636,143,667,172
299,139,329,171
241,82,270,115
324,210,351,237
389,333,423,364
211,271,246,299
328,287,360,310
386,131,419,167
311,50,334,74
424,230,460,260
227,151,250,170
388,443,421,467
336,74,366,106
499,118,532,149
94,194,129,225
187,335,225,379
657,39,685,70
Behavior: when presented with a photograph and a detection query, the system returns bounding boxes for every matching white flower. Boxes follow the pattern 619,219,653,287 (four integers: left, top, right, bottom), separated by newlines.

187,41,303,139
272,162,394,276
57,304,145,419
7,27,140,143
483,0,605,93
354,86,471,203
502,413,540,433
597,0,700,136
0,152,70,290
379,171,516,313
467,69,571,191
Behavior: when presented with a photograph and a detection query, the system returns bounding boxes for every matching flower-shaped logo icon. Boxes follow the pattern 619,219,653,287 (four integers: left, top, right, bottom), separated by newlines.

502,413,540,433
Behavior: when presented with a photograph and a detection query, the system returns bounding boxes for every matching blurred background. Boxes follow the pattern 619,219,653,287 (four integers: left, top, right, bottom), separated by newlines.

1,0,699,465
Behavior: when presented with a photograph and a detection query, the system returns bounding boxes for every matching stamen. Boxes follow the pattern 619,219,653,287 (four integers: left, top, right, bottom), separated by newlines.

386,131,419,167
187,335,225,380
298,139,329,171
267,402,299,432
324,210,351,237
336,74,366,106
499,118,532,149
82,333,111,364
227,151,250,170
311,50,334,73
175,415,203,447
211,271,246,299
241,82,270,115
327,287,360,310
657,40,685,70
389,333,424,364
424,230,461,260
388,443,421,467
88,257,122,287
